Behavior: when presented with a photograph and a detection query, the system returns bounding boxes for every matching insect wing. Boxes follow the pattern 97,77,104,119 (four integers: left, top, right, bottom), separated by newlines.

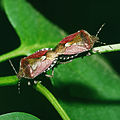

63,44,89,55
30,59,54,78
26,48,49,59
59,31,80,44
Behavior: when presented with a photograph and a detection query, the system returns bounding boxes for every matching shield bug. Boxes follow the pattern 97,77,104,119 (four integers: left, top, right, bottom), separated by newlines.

9,48,58,93
17,48,58,79
54,24,105,61
10,48,58,78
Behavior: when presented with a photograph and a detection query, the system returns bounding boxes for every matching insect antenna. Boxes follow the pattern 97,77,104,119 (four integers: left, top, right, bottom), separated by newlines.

9,59,17,74
8,59,21,94
96,23,105,37
95,23,106,45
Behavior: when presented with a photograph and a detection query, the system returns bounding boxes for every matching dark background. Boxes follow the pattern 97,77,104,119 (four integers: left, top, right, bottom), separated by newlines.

0,0,120,120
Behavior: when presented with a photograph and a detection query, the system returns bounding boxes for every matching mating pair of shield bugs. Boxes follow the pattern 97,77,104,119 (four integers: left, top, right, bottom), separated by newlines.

9,24,105,82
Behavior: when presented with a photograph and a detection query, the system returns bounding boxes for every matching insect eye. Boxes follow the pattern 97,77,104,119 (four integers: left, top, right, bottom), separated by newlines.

90,35,99,42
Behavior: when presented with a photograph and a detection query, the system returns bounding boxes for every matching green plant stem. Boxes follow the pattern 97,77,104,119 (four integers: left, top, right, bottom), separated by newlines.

0,44,42,62
92,43,120,54
0,76,18,86
35,82,71,120
0,46,25,62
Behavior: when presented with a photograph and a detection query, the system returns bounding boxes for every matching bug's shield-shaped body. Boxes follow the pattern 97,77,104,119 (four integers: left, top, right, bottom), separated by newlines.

54,30,99,55
17,48,58,79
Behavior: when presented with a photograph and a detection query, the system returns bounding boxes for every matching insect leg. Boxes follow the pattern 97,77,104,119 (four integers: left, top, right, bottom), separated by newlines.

45,68,54,78
59,60,73,64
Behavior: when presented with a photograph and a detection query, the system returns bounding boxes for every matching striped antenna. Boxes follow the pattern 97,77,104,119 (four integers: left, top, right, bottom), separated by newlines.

96,23,105,37
96,23,106,45
9,59,21,94
9,59,17,74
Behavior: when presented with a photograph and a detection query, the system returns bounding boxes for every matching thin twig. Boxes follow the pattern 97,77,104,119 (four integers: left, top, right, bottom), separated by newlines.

92,43,120,54
35,82,71,120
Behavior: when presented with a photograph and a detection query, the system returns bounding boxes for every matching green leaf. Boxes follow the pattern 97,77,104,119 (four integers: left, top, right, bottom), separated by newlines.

1,0,66,62
4,0,65,46
59,101,120,120
53,55,120,120
0,112,40,120
1,0,120,120
53,55,120,100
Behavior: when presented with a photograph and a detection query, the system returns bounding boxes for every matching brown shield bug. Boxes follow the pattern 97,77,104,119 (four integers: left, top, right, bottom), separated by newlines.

54,24,105,61
9,48,58,93
17,48,58,79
